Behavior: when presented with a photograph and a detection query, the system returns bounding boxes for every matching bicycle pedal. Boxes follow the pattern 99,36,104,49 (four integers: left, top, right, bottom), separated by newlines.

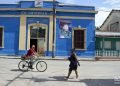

30,68,34,69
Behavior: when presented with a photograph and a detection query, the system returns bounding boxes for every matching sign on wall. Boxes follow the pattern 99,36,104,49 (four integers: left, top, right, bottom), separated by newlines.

35,0,43,7
59,20,72,38
21,11,53,15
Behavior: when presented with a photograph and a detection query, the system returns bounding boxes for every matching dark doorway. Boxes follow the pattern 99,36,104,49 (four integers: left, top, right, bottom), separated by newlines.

74,29,85,49
30,39,37,52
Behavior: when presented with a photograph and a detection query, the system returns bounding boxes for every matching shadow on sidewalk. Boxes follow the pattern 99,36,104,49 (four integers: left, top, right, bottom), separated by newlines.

6,71,119,86
35,77,118,86
79,79,118,86
19,75,119,86
5,72,25,86
11,69,22,72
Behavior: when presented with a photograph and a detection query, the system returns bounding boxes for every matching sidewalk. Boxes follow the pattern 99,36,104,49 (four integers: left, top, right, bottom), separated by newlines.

0,58,120,86
0,55,95,61
0,55,120,61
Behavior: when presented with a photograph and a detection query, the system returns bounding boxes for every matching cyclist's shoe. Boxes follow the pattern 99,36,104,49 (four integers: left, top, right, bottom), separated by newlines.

29,65,34,69
30,67,34,69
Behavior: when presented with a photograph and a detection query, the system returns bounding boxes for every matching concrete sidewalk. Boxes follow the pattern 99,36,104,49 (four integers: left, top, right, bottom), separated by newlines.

0,59,120,86
0,55,94,61
0,55,120,61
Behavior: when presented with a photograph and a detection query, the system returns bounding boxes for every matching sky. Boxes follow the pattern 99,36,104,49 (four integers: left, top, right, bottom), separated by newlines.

0,0,120,27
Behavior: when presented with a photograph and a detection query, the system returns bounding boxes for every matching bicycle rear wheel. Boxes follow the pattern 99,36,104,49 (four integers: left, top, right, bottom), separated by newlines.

36,61,47,72
18,61,29,71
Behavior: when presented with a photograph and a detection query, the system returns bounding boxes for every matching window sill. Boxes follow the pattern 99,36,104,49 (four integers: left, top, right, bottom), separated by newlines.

75,49,87,50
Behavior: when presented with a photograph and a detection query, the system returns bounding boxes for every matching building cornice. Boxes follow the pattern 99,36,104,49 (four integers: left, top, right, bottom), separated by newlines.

56,9,97,13
0,8,97,13
0,8,53,11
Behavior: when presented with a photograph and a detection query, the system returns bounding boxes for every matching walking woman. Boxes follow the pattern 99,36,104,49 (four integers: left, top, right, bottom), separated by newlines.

66,49,80,80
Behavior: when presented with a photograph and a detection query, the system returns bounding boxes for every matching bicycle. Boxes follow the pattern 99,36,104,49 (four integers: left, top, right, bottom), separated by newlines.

18,55,47,72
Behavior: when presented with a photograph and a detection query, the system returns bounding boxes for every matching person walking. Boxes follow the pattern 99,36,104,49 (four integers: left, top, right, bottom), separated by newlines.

66,49,80,80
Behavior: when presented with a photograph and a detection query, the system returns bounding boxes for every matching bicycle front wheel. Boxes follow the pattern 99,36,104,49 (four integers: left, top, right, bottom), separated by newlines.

36,61,47,72
18,61,29,71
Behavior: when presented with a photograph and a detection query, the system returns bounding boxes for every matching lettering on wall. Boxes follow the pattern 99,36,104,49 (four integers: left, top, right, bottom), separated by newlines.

21,11,53,15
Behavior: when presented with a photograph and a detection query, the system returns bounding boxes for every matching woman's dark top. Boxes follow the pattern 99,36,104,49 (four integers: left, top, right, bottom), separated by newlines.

68,53,78,69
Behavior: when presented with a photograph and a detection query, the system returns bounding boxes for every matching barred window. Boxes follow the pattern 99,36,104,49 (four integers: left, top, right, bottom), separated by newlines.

30,26,45,38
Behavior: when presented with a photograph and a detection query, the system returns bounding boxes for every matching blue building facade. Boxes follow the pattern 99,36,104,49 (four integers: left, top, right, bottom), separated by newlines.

0,0,96,57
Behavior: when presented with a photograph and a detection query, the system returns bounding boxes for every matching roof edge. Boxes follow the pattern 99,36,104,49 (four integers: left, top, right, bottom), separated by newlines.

100,9,120,29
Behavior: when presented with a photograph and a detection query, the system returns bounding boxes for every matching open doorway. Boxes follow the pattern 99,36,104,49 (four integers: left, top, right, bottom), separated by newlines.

30,26,46,56
30,39,37,52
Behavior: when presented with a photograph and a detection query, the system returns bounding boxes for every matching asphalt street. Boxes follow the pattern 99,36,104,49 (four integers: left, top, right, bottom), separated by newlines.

0,58,120,86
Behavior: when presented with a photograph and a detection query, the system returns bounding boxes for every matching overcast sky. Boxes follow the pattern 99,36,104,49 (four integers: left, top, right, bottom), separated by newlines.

0,0,120,27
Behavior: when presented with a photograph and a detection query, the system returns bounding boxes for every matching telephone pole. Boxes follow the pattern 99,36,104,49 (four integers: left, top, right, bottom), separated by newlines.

52,0,56,58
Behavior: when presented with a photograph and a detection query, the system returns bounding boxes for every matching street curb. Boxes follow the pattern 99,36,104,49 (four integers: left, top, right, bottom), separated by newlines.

0,57,94,61
1,56,120,61
0,56,95,61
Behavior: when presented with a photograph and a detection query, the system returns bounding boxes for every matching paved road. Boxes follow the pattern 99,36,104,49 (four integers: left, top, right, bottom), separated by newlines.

0,58,120,86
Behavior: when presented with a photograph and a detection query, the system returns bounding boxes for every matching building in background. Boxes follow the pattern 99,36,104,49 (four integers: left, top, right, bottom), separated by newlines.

0,0,96,57
96,10,120,57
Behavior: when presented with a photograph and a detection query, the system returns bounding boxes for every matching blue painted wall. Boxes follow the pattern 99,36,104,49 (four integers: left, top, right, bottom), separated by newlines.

0,1,96,57
0,4,18,8
0,17,20,55
55,18,95,57
0,1,95,11
56,12,95,17
19,1,35,8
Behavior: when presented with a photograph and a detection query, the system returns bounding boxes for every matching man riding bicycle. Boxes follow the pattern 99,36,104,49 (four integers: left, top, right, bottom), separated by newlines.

26,45,36,57
22,45,37,69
